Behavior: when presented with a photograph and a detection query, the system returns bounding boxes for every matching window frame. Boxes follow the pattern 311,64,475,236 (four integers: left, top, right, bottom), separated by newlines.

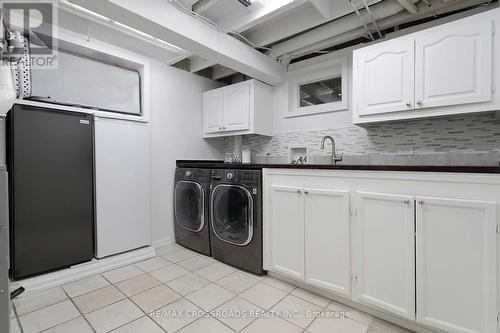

286,56,349,118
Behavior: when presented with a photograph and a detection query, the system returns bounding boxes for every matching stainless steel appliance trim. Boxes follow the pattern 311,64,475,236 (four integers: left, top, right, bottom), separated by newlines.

174,180,205,233
210,184,254,247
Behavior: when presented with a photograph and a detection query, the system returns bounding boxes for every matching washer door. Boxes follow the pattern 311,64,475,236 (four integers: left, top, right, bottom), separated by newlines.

211,184,254,246
175,181,205,232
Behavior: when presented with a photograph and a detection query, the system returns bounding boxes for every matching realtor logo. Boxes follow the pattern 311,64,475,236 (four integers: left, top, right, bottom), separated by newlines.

2,0,58,68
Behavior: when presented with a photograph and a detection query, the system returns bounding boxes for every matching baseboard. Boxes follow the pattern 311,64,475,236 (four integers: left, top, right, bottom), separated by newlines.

10,246,156,292
151,237,174,248
268,271,437,333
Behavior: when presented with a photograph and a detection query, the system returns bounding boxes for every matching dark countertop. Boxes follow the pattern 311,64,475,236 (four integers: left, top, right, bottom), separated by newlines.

176,160,500,174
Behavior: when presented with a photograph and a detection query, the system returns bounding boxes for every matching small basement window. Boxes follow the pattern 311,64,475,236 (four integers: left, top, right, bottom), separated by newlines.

287,56,348,117
299,76,342,107
30,50,142,115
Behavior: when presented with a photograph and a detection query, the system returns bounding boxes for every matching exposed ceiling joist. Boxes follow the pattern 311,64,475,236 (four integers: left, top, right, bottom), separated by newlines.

396,0,419,14
241,1,382,48
279,0,494,62
212,64,237,80
216,0,307,33
68,0,284,85
267,0,417,59
310,0,332,18
189,55,217,72
60,1,189,65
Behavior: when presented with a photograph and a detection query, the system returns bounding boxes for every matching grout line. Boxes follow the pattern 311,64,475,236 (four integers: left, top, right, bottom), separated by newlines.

133,258,174,274
301,299,331,333
97,273,169,333
16,297,69,318
215,294,264,332
12,302,25,333
14,250,406,333
208,314,239,333
59,288,97,333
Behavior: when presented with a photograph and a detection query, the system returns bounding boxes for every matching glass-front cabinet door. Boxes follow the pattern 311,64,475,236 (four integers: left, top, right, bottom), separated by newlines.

211,184,253,246
175,181,205,232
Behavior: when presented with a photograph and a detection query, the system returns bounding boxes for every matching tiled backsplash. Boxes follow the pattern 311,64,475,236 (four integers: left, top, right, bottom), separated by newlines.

223,112,500,164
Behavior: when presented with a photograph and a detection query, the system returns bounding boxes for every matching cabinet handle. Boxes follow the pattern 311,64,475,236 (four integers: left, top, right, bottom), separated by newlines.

406,101,411,107
296,190,301,194
416,100,423,106
404,200,411,204
304,191,309,195
222,126,226,130
418,200,425,205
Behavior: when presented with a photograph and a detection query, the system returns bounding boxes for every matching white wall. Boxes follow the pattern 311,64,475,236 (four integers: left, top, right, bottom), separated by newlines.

149,60,223,244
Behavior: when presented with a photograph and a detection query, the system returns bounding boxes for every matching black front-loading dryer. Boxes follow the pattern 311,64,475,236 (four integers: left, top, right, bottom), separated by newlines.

209,169,265,275
174,168,211,256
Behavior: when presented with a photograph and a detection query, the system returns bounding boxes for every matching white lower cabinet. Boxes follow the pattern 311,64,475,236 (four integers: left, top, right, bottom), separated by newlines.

264,170,499,333
352,191,415,320
267,183,351,292
305,188,351,296
269,185,304,280
416,197,497,333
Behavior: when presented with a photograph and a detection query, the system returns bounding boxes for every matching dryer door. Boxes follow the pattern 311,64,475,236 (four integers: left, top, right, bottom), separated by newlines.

175,181,205,232
211,184,254,246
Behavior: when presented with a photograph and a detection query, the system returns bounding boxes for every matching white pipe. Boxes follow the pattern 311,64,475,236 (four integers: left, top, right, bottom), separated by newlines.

396,0,419,14
284,11,411,61
268,0,418,59
273,0,492,60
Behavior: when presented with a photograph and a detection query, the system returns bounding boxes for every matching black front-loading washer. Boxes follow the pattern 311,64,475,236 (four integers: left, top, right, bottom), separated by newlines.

209,169,265,275
174,168,211,256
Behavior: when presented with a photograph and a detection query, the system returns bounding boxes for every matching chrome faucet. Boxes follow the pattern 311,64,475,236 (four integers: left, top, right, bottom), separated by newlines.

320,135,343,165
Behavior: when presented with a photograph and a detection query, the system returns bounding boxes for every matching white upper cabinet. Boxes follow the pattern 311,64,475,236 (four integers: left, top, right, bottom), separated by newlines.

202,79,273,138
269,185,305,280
415,16,492,109
416,197,497,333
353,8,499,124
223,82,251,131
305,188,351,296
203,90,223,134
352,191,415,320
354,38,414,116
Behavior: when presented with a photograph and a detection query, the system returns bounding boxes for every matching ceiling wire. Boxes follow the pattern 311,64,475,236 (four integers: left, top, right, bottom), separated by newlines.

168,0,271,51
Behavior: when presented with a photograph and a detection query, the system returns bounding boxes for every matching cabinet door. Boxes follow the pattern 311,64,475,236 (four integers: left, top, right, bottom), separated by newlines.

203,90,223,134
305,188,351,296
416,197,497,333
415,18,492,109
94,119,151,258
352,192,415,320
355,38,414,116
269,185,304,280
223,82,251,131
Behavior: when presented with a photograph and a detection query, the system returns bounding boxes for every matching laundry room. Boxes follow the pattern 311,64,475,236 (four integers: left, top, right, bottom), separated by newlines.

1,1,500,333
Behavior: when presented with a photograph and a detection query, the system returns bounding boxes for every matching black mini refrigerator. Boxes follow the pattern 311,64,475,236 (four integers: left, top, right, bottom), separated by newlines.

8,104,95,280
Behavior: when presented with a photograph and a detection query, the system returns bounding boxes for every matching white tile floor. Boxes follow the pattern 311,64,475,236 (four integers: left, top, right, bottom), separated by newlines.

9,243,415,333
